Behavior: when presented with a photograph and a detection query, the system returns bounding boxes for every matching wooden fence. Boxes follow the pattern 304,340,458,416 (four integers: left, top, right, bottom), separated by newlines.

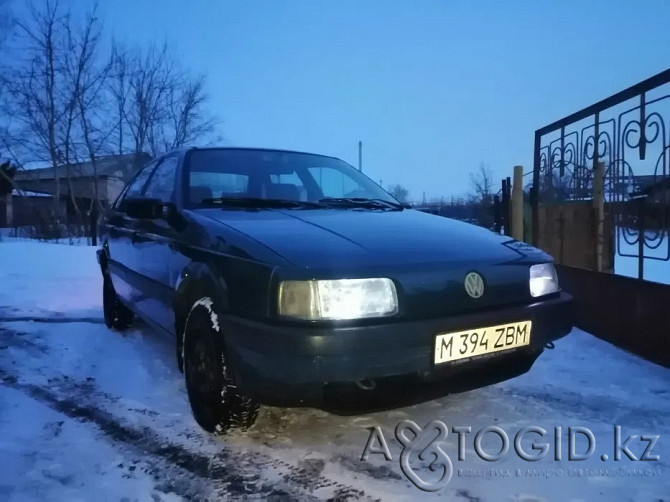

536,201,614,272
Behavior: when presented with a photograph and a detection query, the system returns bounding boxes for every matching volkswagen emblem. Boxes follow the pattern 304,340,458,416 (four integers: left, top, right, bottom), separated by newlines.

464,272,485,298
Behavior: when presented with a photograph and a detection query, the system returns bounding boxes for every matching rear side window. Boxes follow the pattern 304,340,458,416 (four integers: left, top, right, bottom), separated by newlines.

144,156,178,203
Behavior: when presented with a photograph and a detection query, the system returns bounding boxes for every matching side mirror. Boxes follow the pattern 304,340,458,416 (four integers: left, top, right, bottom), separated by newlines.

124,197,164,219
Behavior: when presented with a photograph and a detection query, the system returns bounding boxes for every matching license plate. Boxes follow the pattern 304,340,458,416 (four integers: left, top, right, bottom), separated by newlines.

434,321,532,364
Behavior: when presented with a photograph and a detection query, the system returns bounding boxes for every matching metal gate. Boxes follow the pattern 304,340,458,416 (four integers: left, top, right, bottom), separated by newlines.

531,69,670,367
532,69,670,281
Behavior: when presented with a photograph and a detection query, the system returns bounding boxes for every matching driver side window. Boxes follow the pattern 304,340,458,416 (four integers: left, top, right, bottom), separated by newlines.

117,161,157,210
144,157,178,203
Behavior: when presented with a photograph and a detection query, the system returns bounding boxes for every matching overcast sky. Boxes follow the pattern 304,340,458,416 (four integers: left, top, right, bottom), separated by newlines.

14,0,670,200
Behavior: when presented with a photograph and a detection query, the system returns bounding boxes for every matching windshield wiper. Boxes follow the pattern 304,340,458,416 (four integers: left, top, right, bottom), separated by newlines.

200,197,326,209
317,197,404,210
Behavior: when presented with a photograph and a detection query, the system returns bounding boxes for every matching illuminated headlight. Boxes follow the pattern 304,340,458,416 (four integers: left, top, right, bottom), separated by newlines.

278,278,398,320
529,263,560,297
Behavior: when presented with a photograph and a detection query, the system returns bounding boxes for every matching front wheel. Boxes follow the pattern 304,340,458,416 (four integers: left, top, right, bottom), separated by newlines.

103,275,133,330
183,297,259,434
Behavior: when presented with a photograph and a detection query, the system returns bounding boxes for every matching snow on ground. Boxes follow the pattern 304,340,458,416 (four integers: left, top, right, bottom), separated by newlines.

0,226,92,246
0,241,101,320
0,241,668,501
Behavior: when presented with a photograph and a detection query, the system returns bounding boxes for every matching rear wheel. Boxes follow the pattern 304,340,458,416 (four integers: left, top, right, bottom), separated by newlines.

183,297,259,434
103,275,133,330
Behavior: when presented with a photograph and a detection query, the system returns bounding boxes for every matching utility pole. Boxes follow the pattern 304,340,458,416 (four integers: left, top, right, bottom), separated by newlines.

358,141,363,172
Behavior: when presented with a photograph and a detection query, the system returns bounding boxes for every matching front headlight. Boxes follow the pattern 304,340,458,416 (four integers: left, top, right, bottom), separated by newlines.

529,263,560,297
278,278,398,320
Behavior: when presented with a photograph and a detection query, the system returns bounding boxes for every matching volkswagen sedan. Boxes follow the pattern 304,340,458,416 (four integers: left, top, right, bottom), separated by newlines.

96,147,572,434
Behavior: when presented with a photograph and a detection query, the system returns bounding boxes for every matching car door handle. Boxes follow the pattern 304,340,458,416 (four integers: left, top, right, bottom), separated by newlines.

131,231,140,243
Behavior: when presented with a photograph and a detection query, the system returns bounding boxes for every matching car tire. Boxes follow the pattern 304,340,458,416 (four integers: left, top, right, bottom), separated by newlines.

103,275,133,330
183,297,259,435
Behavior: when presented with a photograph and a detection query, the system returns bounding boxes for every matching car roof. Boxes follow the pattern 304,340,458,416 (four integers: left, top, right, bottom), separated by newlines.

165,146,342,161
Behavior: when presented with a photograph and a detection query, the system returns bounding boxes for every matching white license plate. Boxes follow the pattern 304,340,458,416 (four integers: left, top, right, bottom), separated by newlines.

434,321,532,364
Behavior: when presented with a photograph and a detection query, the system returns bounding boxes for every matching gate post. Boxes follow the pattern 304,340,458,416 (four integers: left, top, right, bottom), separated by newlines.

512,165,524,241
501,178,510,236
532,132,541,246
505,177,512,235
493,195,501,233
636,196,646,280
592,161,605,272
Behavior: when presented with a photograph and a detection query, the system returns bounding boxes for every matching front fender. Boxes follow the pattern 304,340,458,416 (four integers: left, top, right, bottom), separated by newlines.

172,249,277,370
173,259,229,372
175,260,229,313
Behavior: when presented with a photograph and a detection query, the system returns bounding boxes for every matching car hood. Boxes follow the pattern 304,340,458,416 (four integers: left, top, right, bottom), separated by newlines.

195,208,547,268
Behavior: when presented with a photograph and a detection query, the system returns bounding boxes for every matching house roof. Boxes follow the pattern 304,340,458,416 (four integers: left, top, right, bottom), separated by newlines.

13,153,152,182
11,188,51,198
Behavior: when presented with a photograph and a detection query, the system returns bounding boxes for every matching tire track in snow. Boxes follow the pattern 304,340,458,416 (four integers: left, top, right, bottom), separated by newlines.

0,370,250,500
1,323,382,500
0,367,377,501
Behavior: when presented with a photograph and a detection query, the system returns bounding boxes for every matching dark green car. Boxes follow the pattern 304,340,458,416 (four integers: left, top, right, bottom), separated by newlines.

97,147,572,434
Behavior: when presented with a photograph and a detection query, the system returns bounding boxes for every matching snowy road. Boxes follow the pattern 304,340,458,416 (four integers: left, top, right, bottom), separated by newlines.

0,242,668,501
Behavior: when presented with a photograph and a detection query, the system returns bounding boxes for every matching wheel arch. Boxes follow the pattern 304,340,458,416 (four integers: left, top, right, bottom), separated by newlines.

173,260,229,372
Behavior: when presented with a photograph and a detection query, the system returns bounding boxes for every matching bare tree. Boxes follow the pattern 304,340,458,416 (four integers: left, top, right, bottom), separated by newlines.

67,4,112,211
0,0,13,48
2,0,68,220
110,42,220,160
469,162,494,203
1,1,112,222
108,42,130,156
388,184,409,203
0,0,17,167
127,43,175,158
1,1,222,237
160,74,219,151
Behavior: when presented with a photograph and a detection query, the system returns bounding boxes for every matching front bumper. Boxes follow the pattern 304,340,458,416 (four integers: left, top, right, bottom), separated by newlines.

222,292,573,406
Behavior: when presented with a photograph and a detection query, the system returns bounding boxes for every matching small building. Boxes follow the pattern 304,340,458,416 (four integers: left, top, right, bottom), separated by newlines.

13,153,151,205
3,153,151,227
0,189,65,228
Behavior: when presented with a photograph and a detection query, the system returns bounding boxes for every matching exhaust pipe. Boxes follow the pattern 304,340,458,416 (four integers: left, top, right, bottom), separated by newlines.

355,378,376,390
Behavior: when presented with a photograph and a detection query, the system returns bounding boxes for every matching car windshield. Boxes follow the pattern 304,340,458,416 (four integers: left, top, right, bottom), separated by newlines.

185,149,399,208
